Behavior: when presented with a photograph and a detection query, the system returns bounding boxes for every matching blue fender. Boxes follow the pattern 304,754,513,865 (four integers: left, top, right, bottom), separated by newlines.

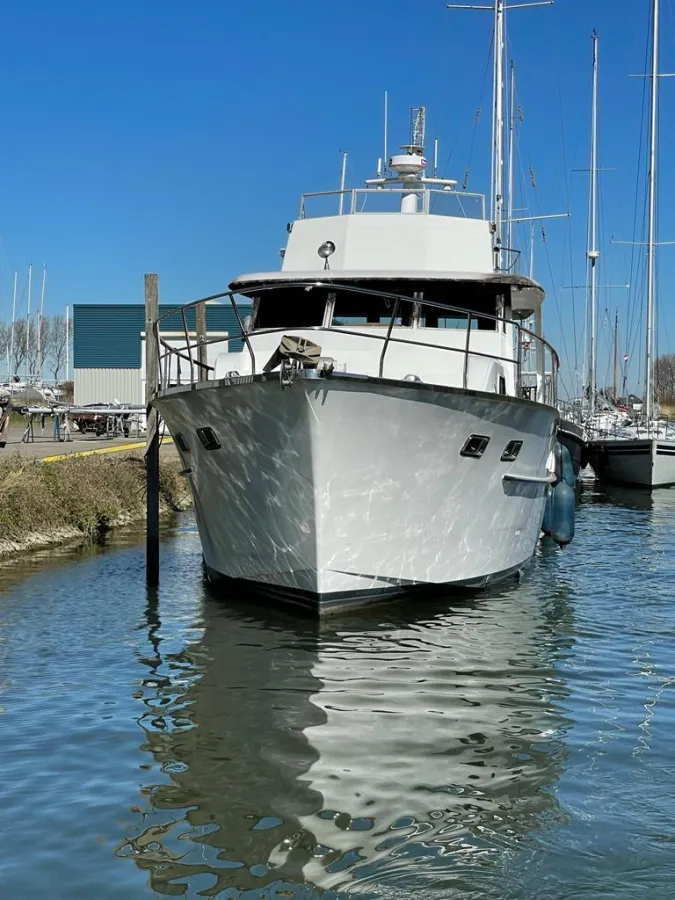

560,442,575,488
550,446,575,546
542,443,576,545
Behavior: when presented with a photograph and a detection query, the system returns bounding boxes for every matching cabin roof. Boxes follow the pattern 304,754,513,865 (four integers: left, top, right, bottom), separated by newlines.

229,269,545,302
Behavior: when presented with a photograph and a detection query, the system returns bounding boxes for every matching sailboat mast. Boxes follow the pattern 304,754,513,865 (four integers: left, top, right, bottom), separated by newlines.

492,0,505,271
26,263,32,379
645,0,659,421
66,305,70,382
613,311,619,404
507,59,516,271
447,1,552,274
38,264,47,380
588,30,600,420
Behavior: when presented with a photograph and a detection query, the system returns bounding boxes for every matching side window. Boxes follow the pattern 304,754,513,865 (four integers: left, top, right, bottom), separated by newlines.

196,427,221,451
460,435,490,459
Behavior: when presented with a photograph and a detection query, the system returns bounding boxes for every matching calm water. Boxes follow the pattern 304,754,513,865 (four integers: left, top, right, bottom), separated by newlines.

1,488,675,899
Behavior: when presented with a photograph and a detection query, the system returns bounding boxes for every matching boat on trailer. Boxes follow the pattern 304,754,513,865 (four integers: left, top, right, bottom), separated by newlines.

153,123,566,611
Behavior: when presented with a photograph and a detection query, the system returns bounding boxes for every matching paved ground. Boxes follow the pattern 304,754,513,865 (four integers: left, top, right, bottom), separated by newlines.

1,426,177,461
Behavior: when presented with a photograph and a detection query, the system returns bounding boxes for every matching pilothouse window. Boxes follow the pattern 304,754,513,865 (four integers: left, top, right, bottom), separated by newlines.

250,283,505,332
331,293,406,327
254,289,325,329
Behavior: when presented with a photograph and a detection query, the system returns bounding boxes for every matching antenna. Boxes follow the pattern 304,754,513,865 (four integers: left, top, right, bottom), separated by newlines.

338,151,349,215
407,106,426,154
383,90,389,170
434,138,439,177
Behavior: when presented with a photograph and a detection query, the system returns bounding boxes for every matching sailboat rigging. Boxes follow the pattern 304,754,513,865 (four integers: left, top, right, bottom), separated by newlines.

587,0,675,488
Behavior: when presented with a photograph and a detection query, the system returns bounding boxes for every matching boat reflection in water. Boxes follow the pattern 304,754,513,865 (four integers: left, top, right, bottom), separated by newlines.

581,483,675,513
119,577,574,896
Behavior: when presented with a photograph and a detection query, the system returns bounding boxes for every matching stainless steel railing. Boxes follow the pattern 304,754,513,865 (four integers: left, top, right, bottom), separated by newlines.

298,188,486,220
154,282,560,406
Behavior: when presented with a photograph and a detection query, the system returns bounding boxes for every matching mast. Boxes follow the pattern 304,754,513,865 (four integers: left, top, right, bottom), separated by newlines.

613,311,619,404
507,59,516,271
645,0,659,421
493,0,505,270
447,1,553,274
588,30,600,420
38,264,47,380
26,263,32,379
66,305,70,383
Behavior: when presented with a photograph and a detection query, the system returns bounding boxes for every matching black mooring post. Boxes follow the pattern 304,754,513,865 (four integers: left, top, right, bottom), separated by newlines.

145,273,160,585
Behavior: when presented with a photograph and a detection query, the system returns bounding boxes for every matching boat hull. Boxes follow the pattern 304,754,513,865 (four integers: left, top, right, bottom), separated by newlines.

156,373,557,611
587,438,675,488
558,418,586,478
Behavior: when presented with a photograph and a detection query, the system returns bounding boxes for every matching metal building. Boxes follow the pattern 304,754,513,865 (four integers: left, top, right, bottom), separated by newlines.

73,303,247,405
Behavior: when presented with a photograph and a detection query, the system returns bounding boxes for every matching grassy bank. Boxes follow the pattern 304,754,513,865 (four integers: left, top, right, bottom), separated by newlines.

0,453,191,556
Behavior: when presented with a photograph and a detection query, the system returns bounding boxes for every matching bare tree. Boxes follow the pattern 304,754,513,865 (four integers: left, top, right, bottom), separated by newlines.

11,319,27,376
48,314,70,382
38,316,51,378
23,313,52,379
656,353,675,404
0,321,9,371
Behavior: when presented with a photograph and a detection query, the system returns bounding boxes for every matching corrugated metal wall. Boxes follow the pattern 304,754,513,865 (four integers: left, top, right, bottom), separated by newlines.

73,303,249,369
74,369,142,405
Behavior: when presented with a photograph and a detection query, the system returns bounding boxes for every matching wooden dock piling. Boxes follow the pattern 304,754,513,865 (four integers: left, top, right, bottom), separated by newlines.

196,301,207,381
145,273,160,585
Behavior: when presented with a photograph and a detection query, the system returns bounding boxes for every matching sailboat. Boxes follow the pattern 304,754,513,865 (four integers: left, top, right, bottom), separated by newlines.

587,0,675,488
153,2,570,611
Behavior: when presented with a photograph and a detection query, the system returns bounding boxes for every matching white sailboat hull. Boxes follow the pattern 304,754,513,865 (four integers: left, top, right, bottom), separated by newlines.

156,373,557,610
587,438,675,488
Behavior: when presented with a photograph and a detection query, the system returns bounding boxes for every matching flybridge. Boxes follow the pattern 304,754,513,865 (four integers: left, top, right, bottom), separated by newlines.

298,188,486,221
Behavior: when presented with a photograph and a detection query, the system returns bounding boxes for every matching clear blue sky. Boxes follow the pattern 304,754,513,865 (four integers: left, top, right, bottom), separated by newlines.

2,0,675,397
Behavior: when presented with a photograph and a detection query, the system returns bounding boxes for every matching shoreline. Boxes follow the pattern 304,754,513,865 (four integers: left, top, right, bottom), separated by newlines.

0,452,192,560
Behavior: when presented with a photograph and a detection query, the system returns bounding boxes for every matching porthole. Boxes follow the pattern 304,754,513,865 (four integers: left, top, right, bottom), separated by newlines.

460,435,490,459
501,440,523,462
174,433,190,452
196,427,221,451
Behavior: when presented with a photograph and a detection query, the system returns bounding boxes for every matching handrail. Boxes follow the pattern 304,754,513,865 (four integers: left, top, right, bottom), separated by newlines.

378,298,400,378
462,313,472,390
245,323,527,375
299,187,487,220
152,281,559,404
158,323,552,401
154,280,559,370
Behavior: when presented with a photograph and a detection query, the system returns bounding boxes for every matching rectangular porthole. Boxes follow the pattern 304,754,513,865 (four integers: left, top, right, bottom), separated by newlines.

501,440,523,462
174,433,190,452
196,427,221,451
460,435,490,459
